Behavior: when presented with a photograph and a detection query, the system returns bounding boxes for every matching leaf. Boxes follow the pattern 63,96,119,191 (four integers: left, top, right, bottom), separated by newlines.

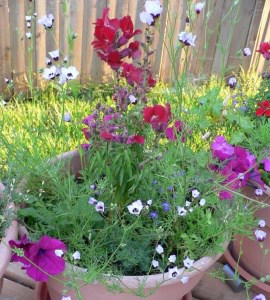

229,132,245,144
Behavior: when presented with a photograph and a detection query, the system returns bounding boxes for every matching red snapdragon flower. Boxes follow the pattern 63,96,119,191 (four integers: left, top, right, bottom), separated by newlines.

257,42,270,60
256,100,270,117
143,104,172,132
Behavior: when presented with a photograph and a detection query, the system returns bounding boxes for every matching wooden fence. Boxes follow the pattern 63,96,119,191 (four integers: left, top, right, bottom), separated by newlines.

0,0,269,91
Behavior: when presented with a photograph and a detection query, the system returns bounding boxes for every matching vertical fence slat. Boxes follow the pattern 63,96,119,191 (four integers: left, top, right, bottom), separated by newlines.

0,0,11,91
46,0,60,56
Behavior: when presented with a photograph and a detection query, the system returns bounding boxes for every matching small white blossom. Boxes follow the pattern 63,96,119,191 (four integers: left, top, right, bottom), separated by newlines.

253,294,266,300
185,201,191,207
228,77,237,88
63,112,71,122
58,74,67,85
63,56,68,63
178,32,196,47
26,32,32,39
4,78,10,84
139,11,154,25
189,208,194,213
95,201,105,212
38,14,54,29
192,189,200,198
147,199,153,206
49,49,60,61
61,66,79,80
255,189,263,196
177,206,187,216
156,244,164,254
89,184,96,190
180,276,190,284
255,229,267,242
201,131,211,140
258,219,266,228
88,197,98,205
237,173,244,180
183,256,194,269
55,249,64,257
27,21,31,28
129,95,137,104
199,198,206,206
243,47,252,57
127,200,144,215
42,65,57,80
1,100,7,106
62,297,71,300
195,2,205,14
72,251,81,260
145,0,163,16
152,259,159,268
45,57,52,65
25,16,32,21
168,266,179,279
168,254,176,263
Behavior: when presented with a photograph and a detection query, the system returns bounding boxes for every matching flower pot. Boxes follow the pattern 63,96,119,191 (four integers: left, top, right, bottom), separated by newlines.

0,182,18,295
34,252,222,300
227,181,270,296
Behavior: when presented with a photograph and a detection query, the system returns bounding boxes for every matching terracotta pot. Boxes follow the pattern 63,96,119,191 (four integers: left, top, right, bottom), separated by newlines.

24,150,226,299
0,182,18,295
228,181,270,296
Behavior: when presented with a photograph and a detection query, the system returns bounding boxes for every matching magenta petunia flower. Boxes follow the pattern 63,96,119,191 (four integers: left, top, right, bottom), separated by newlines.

211,136,234,160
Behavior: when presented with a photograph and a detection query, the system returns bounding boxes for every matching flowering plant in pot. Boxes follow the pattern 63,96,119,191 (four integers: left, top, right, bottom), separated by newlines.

5,2,259,300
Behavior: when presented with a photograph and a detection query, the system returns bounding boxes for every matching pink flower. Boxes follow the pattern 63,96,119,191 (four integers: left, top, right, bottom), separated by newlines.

165,120,187,141
211,136,234,160
257,42,270,60
261,157,270,171
126,135,145,144
143,104,172,132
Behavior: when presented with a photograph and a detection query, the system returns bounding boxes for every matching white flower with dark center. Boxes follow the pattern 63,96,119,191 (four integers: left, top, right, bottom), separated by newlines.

58,74,67,85
183,256,194,269
38,14,54,29
253,294,266,300
45,57,52,66
62,297,71,300
64,56,68,63
89,184,96,190
237,173,244,180
49,49,60,61
27,21,31,28
192,189,200,198
255,229,267,242
243,47,252,57
185,201,191,207
168,254,176,263
72,251,80,260
55,249,64,257
145,0,163,16
42,65,57,80
178,32,196,47
156,244,164,254
180,276,189,284
258,219,266,228
152,259,159,268
127,200,143,215
1,100,7,106
26,32,32,39
61,66,79,80
63,112,71,122
195,2,205,14
95,201,105,212
228,77,237,88
88,197,98,205
4,78,9,84
139,11,154,25
255,189,263,196
129,95,137,104
25,16,32,21
199,198,206,206
168,266,179,279
177,206,187,216
147,199,153,206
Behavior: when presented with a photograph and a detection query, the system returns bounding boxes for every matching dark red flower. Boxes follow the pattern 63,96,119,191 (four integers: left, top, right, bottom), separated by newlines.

143,104,172,132
126,135,145,144
256,100,270,117
257,42,270,60
121,63,143,86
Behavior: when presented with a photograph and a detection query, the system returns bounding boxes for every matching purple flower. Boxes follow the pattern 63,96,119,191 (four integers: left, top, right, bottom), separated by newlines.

261,157,270,171
255,229,267,242
150,211,158,219
253,294,266,300
211,136,234,161
10,235,67,282
162,202,170,211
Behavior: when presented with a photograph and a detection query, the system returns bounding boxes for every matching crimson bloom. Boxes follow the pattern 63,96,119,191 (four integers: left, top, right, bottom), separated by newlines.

143,104,171,132
256,100,270,117
126,135,145,144
9,235,67,282
165,120,186,141
257,42,270,60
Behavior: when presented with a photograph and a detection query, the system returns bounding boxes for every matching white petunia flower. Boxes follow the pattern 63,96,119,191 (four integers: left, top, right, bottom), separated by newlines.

95,201,105,212
258,219,266,228
168,266,179,279
195,2,205,14
228,77,237,88
177,206,187,216
26,32,32,39
199,198,206,206
62,297,71,300
61,66,79,80
255,229,267,242
63,112,71,122
243,47,252,57
127,200,144,215
156,244,164,254
145,0,163,16
180,276,190,284
168,254,176,263
178,32,196,47
152,259,159,268
55,249,64,257
42,65,57,80
72,251,81,260
38,14,54,29
192,189,200,198
255,189,263,196
49,49,60,61
88,197,98,205
129,95,137,104
183,256,194,269
139,11,154,25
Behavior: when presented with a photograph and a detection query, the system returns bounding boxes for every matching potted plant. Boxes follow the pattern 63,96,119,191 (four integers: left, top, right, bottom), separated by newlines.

0,181,18,295
3,3,260,300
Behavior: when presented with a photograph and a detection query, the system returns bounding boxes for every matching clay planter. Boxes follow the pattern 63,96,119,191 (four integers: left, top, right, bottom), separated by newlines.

0,182,18,295
227,181,270,296
23,150,226,300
